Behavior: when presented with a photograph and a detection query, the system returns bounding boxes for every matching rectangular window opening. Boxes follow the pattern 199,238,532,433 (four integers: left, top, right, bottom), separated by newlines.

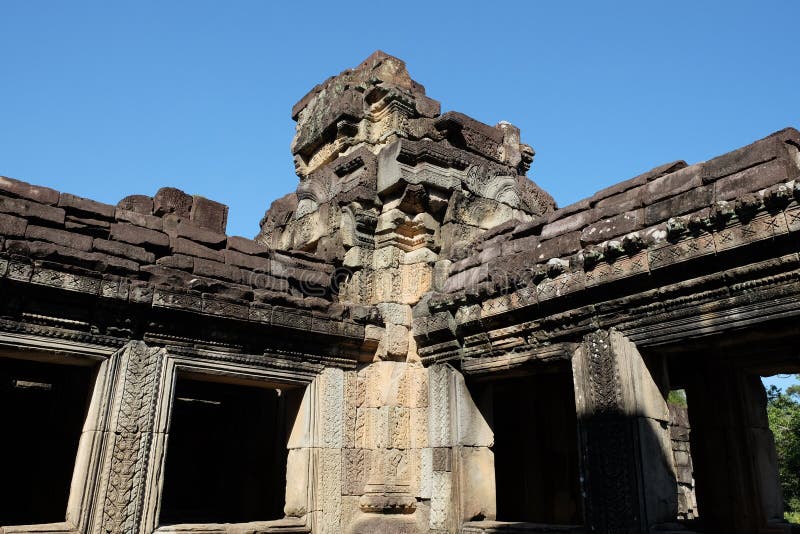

475,367,583,525
158,374,302,525
0,355,97,526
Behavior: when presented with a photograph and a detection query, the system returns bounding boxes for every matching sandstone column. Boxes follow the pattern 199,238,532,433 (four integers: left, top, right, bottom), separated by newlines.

69,341,167,534
572,329,676,533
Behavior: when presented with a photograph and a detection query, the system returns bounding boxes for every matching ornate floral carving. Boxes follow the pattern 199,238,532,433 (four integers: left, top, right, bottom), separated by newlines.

583,418,640,533
579,330,639,533
584,329,621,415
100,342,164,534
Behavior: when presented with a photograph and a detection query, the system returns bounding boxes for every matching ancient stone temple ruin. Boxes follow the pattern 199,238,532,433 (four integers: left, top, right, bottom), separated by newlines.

0,51,798,534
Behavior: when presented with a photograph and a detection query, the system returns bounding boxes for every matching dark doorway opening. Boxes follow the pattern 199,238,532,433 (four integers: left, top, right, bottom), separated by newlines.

159,375,299,525
658,333,800,533
478,367,583,524
0,356,96,526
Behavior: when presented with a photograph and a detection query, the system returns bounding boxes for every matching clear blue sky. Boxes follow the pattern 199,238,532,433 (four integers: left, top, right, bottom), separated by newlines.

1,1,798,390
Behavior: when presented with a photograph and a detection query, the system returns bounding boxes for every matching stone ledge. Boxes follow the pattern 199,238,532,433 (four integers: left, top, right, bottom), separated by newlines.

461,521,584,533
460,343,577,376
154,518,310,534
0,522,76,534
0,175,60,205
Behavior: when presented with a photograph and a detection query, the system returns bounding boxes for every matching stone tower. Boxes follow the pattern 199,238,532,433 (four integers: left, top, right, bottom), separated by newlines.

257,51,555,533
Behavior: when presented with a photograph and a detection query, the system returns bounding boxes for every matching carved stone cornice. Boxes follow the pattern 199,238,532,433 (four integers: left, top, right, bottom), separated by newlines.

418,250,800,366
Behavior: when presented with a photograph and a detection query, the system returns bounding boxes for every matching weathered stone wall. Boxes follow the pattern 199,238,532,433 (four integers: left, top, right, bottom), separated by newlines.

0,174,373,362
427,127,800,325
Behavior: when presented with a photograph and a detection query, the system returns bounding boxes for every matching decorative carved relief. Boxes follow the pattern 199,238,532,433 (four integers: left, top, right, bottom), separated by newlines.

714,212,788,252
575,330,640,533
536,272,586,302
98,342,165,534
583,330,621,415
585,251,649,287
581,418,640,533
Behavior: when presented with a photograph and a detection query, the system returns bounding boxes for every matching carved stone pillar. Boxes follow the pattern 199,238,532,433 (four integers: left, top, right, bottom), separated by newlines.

572,329,676,533
336,362,425,534
340,363,493,534
85,341,167,534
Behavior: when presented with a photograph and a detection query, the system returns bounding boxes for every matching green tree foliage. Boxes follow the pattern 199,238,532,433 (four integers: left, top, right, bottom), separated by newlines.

767,377,800,522
667,389,687,407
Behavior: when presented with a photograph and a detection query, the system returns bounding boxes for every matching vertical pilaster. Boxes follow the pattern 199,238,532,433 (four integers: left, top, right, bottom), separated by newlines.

572,329,676,533
86,341,167,534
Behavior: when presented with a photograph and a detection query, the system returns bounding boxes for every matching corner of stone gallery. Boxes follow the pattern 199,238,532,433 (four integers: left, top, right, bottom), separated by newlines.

0,51,799,534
